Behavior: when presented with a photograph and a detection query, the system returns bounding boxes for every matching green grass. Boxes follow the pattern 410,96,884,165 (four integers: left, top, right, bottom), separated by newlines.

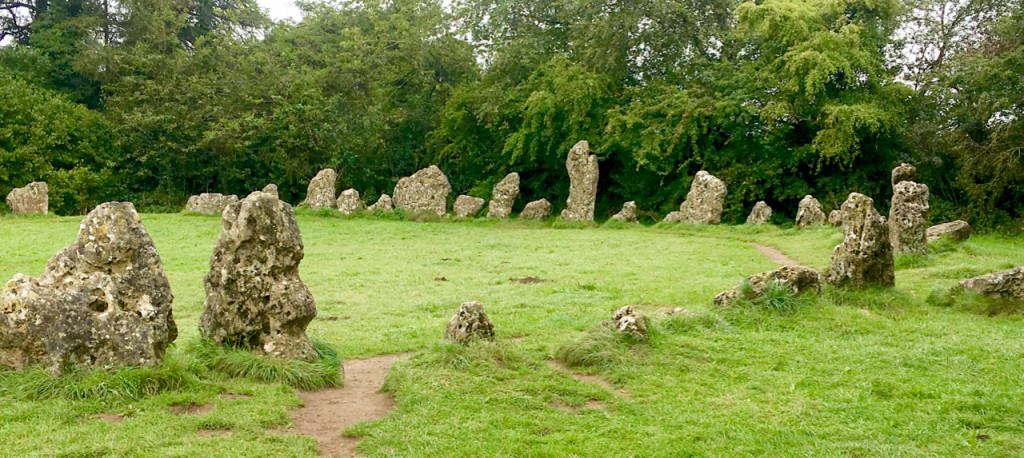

1,213,1023,455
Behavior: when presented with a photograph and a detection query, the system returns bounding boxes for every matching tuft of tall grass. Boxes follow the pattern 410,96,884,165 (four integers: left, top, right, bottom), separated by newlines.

421,340,525,371
554,324,641,368
187,339,342,391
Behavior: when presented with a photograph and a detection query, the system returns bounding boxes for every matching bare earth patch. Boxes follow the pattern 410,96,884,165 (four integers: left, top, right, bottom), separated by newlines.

219,393,252,401
169,403,213,415
550,398,605,412
95,413,124,424
197,429,234,437
510,276,547,284
748,242,800,266
547,359,631,398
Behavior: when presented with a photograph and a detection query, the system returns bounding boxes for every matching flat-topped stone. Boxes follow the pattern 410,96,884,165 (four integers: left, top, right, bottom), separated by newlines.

6,181,48,214
927,220,971,242
454,195,485,218
186,193,238,215
520,199,551,220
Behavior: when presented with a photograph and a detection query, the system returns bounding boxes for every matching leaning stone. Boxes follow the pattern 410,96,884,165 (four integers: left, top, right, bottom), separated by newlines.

795,195,826,228
453,195,485,218
611,201,638,222
336,188,366,215
520,199,551,220
828,210,842,227
891,163,917,188
444,301,495,344
393,165,451,216
607,306,648,341
185,193,238,215
487,173,520,219
0,202,176,375
560,141,599,221
262,184,278,198
825,193,895,288
889,181,929,255
367,194,394,212
200,191,317,361
746,201,772,225
668,171,727,224
713,265,822,307
959,267,1024,302
305,168,338,210
927,220,971,242
6,182,48,214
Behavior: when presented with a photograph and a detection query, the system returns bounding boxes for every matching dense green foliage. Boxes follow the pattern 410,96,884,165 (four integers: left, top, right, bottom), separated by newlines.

1,0,1021,225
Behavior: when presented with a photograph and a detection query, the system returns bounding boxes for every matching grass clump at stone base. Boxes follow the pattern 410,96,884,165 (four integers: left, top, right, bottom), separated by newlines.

554,322,645,369
187,338,342,390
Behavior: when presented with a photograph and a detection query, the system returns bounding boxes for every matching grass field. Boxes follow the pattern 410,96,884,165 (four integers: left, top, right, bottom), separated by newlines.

1,212,1023,456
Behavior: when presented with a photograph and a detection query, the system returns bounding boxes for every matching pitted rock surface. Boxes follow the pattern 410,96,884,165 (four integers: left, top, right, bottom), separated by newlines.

560,141,599,221
444,301,495,344
826,193,895,288
713,265,822,307
367,194,394,212
487,173,520,219
6,181,48,214
454,195,485,218
200,191,317,361
611,201,638,222
889,181,929,255
666,171,727,224
520,199,551,220
795,195,826,228
746,201,772,225
393,165,451,216
828,210,842,227
959,267,1024,302
0,202,176,375
927,220,971,242
262,184,279,197
186,193,238,215
891,163,917,187
608,306,648,341
305,169,338,210
337,189,366,215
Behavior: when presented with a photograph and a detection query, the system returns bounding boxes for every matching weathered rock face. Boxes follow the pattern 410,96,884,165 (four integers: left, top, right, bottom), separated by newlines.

262,184,279,197
393,165,451,216
200,191,317,361
6,182,48,214
336,188,366,215
520,199,551,220
959,267,1024,302
666,171,727,224
795,195,826,228
367,194,394,212
713,266,822,307
927,220,971,242
185,193,238,215
889,181,930,255
453,195,485,218
603,306,648,340
828,210,843,227
611,201,638,222
0,202,176,375
305,169,338,209
487,173,520,219
560,141,599,221
825,193,895,288
444,301,495,344
891,163,917,187
746,201,772,225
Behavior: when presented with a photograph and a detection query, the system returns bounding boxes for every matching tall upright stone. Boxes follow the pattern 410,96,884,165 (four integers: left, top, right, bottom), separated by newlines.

5,181,48,214
304,168,338,210
200,191,317,361
560,140,599,221
746,201,772,225
891,163,917,188
826,193,895,288
889,181,930,255
486,173,520,219
795,195,827,228
336,188,366,215
664,171,727,224
393,165,451,216
0,202,176,375
611,201,638,222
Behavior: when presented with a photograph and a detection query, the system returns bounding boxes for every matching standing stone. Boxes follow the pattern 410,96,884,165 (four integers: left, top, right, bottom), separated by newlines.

185,193,238,215
200,191,317,361
665,171,727,224
0,202,176,375
304,168,338,210
262,184,279,198
746,201,772,225
608,306,648,341
889,181,930,255
828,210,842,227
393,165,451,216
336,188,366,215
367,194,394,212
611,201,638,222
520,199,552,220
560,140,599,221
444,301,495,344
927,220,971,242
713,265,823,307
5,182,48,214
795,195,827,228
487,173,520,219
959,267,1024,302
453,195,485,218
825,193,895,288
891,163,917,188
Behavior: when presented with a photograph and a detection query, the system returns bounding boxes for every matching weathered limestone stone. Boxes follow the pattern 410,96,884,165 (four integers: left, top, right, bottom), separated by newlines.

444,301,495,344
611,201,638,222
336,188,366,215
200,191,317,361
305,168,337,210
367,194,394,212
891,162,917,188
0,202,176,375
746,201,772,225
607,306,648,341
927,220,971,242
520,199,551,220
453,195,485,218
713,265,822,307
560,141,599,221
665,171,727,224
889,181,930,255
262,184,278,197
487,173,520,219
828,210,842,227
959,267,1024,302
795,195,827,228
825,193,895,288
6,181,48,214
393,165,451,216
185,193,238,215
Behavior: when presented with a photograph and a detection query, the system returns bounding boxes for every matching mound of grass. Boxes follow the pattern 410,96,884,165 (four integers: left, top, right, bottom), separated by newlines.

554,323,643,368
187,339,342,390
927,287,1023,315
420,339,526,371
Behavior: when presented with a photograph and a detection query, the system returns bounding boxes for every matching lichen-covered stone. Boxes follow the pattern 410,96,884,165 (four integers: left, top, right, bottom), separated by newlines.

336,188,366,215
262,184,278,197
305,169,337,209
927,220,971,242
200,191,317,361
828,210,842,227
713,265,822,307
6,181,48,214
795,195,826,228
607,306,648,340
453,195,485,218
0,202,176,375
825,193,895,288
520,199,551,220
185,193,238,215
560,141,599,221
611,201,638,222
444,301,495,344
367,194,394,212
889,181,929,255
959,267,1024,302
486,173,520,219
666,171,727,224
891,162,917,187
746,201,772,225
393,165,451,216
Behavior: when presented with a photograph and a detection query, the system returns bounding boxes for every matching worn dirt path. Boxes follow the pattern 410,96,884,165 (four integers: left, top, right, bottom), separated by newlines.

748,242,800,267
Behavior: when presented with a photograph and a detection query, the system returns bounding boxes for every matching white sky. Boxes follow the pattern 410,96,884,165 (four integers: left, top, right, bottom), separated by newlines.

258,0,304,21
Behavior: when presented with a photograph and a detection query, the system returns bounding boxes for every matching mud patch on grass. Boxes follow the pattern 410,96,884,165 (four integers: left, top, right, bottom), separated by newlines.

169,403,213,415
547,359,631,398
510,276,547,284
